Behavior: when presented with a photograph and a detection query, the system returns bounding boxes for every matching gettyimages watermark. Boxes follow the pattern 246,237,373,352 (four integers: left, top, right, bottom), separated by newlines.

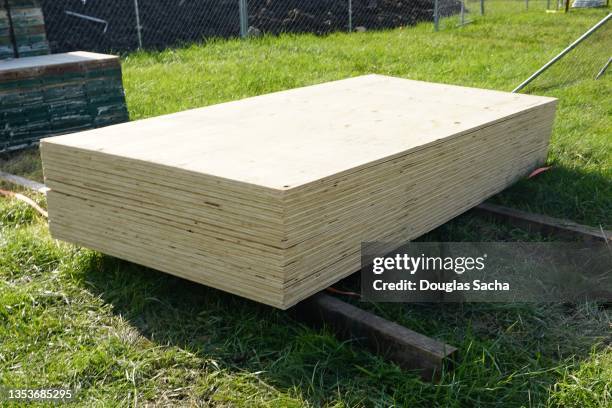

361,242,611,303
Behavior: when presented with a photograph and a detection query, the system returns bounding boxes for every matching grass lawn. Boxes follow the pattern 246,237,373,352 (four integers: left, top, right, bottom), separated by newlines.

1,3,611,407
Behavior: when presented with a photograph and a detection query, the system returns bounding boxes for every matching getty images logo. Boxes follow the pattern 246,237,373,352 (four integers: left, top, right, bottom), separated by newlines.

372,253,488,275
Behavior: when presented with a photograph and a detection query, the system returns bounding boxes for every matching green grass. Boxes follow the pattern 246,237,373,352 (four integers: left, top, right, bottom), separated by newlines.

1,4,611,407
0,199,610,406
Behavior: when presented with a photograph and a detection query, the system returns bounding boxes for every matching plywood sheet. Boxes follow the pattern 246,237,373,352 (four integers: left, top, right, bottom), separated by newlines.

42,75,555,190
40,75,558,309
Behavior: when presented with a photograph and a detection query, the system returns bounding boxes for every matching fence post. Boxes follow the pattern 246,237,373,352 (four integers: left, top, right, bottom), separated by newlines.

434,0,439,31
239,0,248,38
348,0,353,32
480,0,485,15
526,0,529,10
460,0,465,25
133,0,143,49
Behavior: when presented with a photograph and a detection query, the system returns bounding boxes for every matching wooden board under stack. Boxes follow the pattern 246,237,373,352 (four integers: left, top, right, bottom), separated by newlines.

41,75,558,309
1,51,129,151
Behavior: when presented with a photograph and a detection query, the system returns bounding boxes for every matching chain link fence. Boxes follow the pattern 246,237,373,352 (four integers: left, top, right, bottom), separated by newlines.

425,0,605,31
436,0,475,29
518,12,611,93
39,1,609,54
39,0,464,53
435,0,553,30
40,1,240,53
481,0,552,15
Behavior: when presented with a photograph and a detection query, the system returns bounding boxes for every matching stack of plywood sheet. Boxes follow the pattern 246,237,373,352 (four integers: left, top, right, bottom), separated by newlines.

41,75,557,309
1,51,128,151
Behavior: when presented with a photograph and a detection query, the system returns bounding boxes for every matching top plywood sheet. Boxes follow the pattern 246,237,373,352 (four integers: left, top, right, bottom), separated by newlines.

42,75,556,191
0,51,117,72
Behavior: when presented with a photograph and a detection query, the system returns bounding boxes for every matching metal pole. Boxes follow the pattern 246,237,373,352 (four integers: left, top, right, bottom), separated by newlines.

434,0,439,31
133,0,143,49
460,0,465,25
595,57,611,80
239,0,248,38
65,11,109,33
481,0,485,15
348,0,353,32
526,0,529,10
512,13,612,93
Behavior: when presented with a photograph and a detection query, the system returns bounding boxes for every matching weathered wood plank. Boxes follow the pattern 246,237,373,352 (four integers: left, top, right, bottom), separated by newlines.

473,202,611,243
293,293,457,381
0,170,48,193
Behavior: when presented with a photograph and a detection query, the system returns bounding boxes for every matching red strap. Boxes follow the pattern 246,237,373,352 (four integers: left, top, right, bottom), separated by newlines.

326,287,360,297
528,166,552,179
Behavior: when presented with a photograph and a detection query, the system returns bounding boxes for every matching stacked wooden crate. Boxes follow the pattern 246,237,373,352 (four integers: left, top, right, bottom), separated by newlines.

8,0,49,57
41,75,557,309
0,0,49,59
0,5,14,58
1,51,129,151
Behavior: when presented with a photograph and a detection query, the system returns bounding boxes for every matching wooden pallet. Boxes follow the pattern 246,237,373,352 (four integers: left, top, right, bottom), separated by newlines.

0,51,129,151
0,6,14,58
1,0,49,59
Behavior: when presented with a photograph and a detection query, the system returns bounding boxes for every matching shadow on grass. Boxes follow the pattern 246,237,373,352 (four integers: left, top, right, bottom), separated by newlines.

489,165,612,231
80,253,421,406
76,211,610,406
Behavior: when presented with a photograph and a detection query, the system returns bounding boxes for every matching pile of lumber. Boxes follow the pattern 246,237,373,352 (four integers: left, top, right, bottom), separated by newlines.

1,0,49,59
8,0,49,57
0,6,13,58
1,51,129,151
41,75,557,309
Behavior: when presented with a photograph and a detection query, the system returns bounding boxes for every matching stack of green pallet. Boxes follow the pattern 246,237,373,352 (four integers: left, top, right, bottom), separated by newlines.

0,5,15,58
7,0,49,57
0,51,129,151
0,0,49,59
